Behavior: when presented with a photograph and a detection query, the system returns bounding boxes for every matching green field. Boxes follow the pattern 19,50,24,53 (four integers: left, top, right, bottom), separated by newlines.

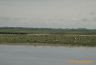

0,27,96,47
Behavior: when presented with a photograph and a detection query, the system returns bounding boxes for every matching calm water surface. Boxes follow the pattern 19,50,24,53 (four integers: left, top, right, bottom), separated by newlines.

0,45,96,65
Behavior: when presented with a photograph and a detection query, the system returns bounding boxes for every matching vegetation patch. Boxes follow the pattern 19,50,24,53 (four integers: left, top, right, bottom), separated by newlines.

0,27,96,47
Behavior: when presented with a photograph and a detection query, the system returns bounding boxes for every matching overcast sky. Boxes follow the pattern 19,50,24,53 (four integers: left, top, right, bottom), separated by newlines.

0,0,96,29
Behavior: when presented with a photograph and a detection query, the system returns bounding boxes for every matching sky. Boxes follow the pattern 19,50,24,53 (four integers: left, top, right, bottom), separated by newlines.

0,0,96,29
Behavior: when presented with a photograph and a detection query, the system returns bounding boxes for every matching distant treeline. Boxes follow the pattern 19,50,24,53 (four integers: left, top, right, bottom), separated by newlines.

0,32,27,34
0,27,96,34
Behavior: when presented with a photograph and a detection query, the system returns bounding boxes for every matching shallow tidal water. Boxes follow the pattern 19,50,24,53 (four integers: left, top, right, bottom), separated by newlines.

0,45,96,65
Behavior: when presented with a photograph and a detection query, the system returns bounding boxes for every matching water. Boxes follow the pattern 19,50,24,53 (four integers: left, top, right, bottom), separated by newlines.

0,45,96,65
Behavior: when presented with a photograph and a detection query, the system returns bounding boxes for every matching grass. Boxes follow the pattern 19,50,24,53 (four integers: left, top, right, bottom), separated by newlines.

0,34,96,47
0,27,96,47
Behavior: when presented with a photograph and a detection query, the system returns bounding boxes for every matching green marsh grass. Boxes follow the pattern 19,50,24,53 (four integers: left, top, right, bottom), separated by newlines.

0,34,96,46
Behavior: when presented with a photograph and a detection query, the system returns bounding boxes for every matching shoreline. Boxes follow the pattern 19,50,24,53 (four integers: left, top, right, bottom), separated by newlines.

0,43,96,48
